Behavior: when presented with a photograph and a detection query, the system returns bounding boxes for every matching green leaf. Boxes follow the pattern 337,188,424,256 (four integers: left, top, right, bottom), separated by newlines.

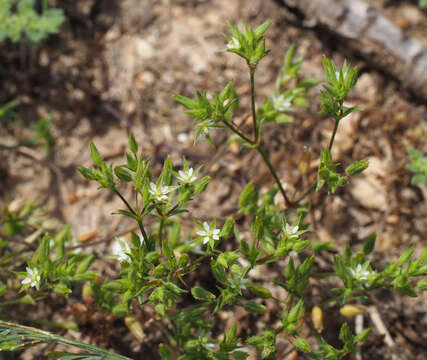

254,20,272,40
398,246,415,265
133,159,146,191
294,338,311,353
114,166,132,182
244,301,266,315
312,241,333,252
406,147,427,184
248,284,272,299
128,132,138,154
345,159,369,176
394,276,417,297
287,300,304,323
363,232,376,255
232,350,249,360
78,166,98,181
247,329,276,359
75,254,96,274
194,176,210,194
191,286,216,301
275,113,293,124
339,323,352,343
159,344,172,360
39,234,51,262
161,238,174,261
116,209,139,220
356,328,372,343
89,143,103,168
293,240,310,252
417,279,427,291
334,255,347,282
173,94,198,109
54,283,71,296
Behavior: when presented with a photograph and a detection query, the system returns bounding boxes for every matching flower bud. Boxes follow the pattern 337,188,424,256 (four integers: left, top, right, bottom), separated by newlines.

8,198,26,214
82,282,94,305
311,306,323,333
125,315,145,342
298,147,311,176
340,304,367,318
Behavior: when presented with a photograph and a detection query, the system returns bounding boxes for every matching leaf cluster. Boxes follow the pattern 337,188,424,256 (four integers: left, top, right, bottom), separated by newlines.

257,44,322,125
18,226,97,296
0,0,64,43
320,57,360,119
406,147,427,184
333,233,426,304
225,21,271,68
174,81,238,143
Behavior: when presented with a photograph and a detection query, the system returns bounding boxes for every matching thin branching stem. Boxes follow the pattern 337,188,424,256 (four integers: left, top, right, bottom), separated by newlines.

250,68,258,143
328,107,343,152
158,218,164,243
247,65,293,207
256,145,293,207
292,182,316,204
222,121,254,144
113,189,148,243
328,117,340,152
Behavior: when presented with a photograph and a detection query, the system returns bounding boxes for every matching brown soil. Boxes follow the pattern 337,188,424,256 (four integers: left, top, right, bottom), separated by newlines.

1,0,426,359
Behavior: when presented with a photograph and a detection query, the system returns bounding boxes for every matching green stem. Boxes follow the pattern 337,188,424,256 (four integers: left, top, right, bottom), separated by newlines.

250,68,258,143
256,146,292,207
328,106,343,153
114,189,148,243
158,218,164,242
328,117,340,152
293,109,346,204
222,121,254,144
292,182,316,204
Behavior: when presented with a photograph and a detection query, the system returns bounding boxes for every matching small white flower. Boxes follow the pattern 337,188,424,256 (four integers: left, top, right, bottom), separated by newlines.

71,236,82,254
336,69,348,80
284,223,299,237
227,276,249,291
21,267,41,288
196,221,220,245
350,264,372,281
148,182,173,201
176,168,197,184
112,237,131,263
272,94,291,112
226,37,240,50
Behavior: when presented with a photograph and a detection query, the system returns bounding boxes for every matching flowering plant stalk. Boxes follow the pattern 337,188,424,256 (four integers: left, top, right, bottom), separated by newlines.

1,20,426,360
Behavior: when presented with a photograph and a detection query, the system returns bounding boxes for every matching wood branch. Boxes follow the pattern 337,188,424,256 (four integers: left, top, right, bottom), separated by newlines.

279,0,427,100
